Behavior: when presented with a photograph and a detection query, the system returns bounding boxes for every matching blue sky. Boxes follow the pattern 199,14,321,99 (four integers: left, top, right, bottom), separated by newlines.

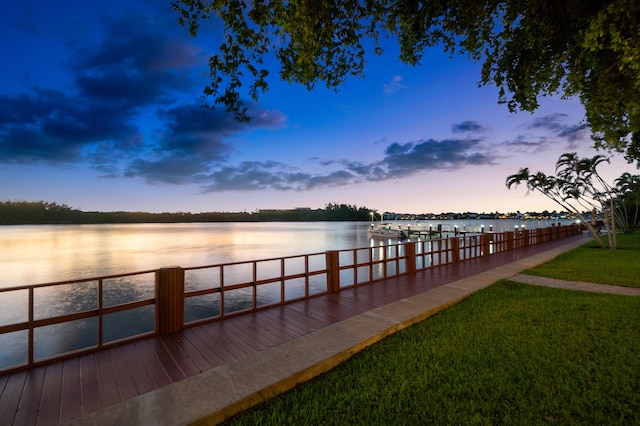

0,1,632,214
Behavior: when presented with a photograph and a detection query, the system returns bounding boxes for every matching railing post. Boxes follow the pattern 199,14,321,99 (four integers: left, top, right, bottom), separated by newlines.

451,237,460,263
325,250,340,293
522,229,530,246
481,233,492,256
156,267,185,334
405,242,416,274
505,231,514,251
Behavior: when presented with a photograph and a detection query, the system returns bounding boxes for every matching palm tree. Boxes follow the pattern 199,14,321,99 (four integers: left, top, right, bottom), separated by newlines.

506,153,621,249
615,172,640,232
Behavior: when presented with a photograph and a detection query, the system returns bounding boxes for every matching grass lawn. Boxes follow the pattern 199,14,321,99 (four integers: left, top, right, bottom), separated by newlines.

224,234,640,425
522,232,640,287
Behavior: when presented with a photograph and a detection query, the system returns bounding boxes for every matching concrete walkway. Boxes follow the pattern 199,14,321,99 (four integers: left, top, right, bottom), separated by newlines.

511,274,640,296
68,236,630,426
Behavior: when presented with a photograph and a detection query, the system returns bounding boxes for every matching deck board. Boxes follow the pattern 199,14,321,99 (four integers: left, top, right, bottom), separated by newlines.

146,339,186,383
38,362,63,426
180,328,227,366
95,350,121,408
60,358,82,423
4,370,29,425
0,235,587,425
79,355,102,415
122,343,156,395
12,367,44,426
157,335,201,377
130,340,171,389
109,346,139,401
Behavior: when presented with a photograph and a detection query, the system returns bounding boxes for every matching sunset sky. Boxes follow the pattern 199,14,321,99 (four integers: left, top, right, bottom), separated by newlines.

1,1,634,215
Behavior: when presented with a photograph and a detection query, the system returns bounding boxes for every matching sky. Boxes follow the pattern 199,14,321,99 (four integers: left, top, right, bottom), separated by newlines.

0,1,634,215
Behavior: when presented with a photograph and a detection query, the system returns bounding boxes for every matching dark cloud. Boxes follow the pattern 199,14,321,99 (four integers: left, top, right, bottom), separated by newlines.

500,135,551,154
451,120,486,133
526,113,568,131
0,12,287,185
0,88,140,163
71,15,199,108
557,124,588,146
380,139,496,178
123,104,286,184
514,114,588,151
197,137,498,192
0,15,199,165
525,113,588,143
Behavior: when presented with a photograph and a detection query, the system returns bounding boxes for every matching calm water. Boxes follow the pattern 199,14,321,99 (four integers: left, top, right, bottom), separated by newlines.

0,219,571,289
0,219,571,367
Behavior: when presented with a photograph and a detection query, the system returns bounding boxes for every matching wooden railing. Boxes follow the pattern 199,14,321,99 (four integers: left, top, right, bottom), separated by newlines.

0,224,580,374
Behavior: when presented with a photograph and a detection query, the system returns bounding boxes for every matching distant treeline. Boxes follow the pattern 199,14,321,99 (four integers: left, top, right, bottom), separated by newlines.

0,201,373,225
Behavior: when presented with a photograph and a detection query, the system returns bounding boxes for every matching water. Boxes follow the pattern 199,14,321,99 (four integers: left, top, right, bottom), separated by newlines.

0,219,573,368
0,222,375,289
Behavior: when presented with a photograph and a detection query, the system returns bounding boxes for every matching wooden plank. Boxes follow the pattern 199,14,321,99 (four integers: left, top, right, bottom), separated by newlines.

260,308,312,335
167,332,215,373
130,340,171,389
60,357,83,423
187,325,247,363
37,362,63,426
199,322,256,357
283,303,334,327
12,367,45,426
220,320,269,352
248,315,294,344
290,298,348,323
147,339,186,383
181,327,227,367
122,342,156,395
265,306,323,333
109,346,139,401
95,350,121,408
225,318,280,349
79,355,102,415
157,335,200,377
254,311,305,339
0,371,9,396
0,370,28,426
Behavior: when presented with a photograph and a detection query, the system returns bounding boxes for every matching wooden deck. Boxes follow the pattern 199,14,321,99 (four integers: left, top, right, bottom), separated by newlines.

0,235,586,425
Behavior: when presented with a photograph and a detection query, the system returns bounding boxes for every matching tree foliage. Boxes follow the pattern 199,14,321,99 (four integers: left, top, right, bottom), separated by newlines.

0,201,373,224
173,0,640,162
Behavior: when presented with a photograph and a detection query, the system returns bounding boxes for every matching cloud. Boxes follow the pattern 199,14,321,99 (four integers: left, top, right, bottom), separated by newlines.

0,15,200,165
451,120,486,133
526,113,569,132
501,135,552,154
525,113,588,142
379,139,496,178
511,114,589,151
196,137,498,192
124,104,285,184
383,75,407,94
0,12,287,184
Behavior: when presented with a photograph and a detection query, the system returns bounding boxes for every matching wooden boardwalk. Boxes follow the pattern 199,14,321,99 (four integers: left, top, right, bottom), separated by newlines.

0,235,586,425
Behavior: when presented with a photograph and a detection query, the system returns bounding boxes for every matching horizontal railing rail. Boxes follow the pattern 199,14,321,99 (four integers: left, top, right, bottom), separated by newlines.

0,224,580,375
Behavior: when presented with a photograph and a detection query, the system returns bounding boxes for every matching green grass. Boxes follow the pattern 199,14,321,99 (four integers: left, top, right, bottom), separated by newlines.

223,234,640,425
522,232,640,287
